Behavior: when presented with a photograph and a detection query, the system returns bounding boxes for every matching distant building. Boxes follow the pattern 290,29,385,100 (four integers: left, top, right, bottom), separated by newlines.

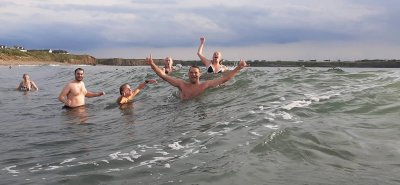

52,50,69,54
0,45,7,49
13,45,25,50
27,49,52,53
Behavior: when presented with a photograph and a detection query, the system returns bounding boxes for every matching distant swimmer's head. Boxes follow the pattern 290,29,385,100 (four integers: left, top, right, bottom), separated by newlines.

213,51,222,62
22,74,30,80
74,68,84,82
164,57,173,67
188,65,201,83
119,83,131,96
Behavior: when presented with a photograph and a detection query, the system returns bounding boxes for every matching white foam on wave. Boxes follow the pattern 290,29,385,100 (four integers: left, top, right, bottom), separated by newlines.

168,141,185,150
3,165,19,174
45,166,62,171
105,168,122,173
18,64,40,67
60,158,76,164
263,117,275,122
155,151,170,155
268,111,293,120
5,138,203,177
250,132,263,137
130,150,141,159
282,91,340,111
282,100,312,110
264,124,279,130
132,156,175,169
109,151,137,162
217,121,230,126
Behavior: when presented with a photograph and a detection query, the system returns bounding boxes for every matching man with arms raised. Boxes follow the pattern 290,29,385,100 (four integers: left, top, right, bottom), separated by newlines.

58,68,105,108
146,55,247,100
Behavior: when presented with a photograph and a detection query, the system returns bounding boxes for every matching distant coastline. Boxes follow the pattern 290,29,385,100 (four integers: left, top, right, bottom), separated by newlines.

2,48,400,68
96,58,400,68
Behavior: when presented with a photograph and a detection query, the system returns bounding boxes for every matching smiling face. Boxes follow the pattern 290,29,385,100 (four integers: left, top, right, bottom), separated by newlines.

188,66,201,84
75,69,84,82
119,84,132,97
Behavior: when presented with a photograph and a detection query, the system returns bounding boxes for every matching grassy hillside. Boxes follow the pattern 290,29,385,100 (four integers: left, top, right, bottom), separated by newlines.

0,48,96,65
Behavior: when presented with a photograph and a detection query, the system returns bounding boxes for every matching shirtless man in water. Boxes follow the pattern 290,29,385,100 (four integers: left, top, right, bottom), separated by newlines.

58,68,105,108
146,55,247,100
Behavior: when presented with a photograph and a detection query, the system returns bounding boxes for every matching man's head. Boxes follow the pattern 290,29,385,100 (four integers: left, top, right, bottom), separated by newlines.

74,68,84,82
119,83,131,96
188,66,201,84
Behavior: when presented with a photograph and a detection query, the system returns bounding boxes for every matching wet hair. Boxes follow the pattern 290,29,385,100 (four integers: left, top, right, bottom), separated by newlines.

189,65,201,72
75,68,84,74
22,74,28,78
119,83,129,95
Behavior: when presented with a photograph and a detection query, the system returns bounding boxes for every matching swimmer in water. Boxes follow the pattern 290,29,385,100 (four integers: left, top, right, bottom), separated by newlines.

117,79,157,105
17,74,38,91
162,57,175,74
146,55,247,100
58,68,105,108
197,36,227,73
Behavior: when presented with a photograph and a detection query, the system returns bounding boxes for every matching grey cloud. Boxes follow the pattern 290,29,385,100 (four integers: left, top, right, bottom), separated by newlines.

0,22,105,51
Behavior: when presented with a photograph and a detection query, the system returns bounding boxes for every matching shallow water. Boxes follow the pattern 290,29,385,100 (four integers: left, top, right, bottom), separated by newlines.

1,65,400,185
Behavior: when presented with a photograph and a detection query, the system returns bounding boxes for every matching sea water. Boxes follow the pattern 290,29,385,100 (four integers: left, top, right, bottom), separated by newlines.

1,65,400,185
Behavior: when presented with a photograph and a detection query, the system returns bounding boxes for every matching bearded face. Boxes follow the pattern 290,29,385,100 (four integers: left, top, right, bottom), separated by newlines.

75,70,84,81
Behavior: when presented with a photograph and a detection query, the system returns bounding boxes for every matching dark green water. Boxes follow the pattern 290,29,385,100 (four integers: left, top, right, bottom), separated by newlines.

1,65,400,185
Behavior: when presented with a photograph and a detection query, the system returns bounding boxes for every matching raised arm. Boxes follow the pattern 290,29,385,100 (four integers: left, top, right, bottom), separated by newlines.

197,37,210,67
131,79,157,97
146,56,184,87
119,79,157,104
204,60,248,88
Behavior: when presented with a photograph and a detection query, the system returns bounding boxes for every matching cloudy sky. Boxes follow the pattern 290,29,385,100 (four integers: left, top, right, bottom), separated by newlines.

1,0,400,61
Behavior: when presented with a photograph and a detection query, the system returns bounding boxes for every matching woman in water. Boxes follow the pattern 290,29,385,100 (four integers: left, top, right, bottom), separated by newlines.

163,57,175,74
197,36,227,73
17,74,39,91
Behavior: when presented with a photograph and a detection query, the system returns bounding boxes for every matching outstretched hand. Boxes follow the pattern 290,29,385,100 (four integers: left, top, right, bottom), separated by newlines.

146,55,153,65
238,59,248,69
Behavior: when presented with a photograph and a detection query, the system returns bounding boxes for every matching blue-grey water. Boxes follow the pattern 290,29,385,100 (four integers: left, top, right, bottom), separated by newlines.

1,65,400,185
